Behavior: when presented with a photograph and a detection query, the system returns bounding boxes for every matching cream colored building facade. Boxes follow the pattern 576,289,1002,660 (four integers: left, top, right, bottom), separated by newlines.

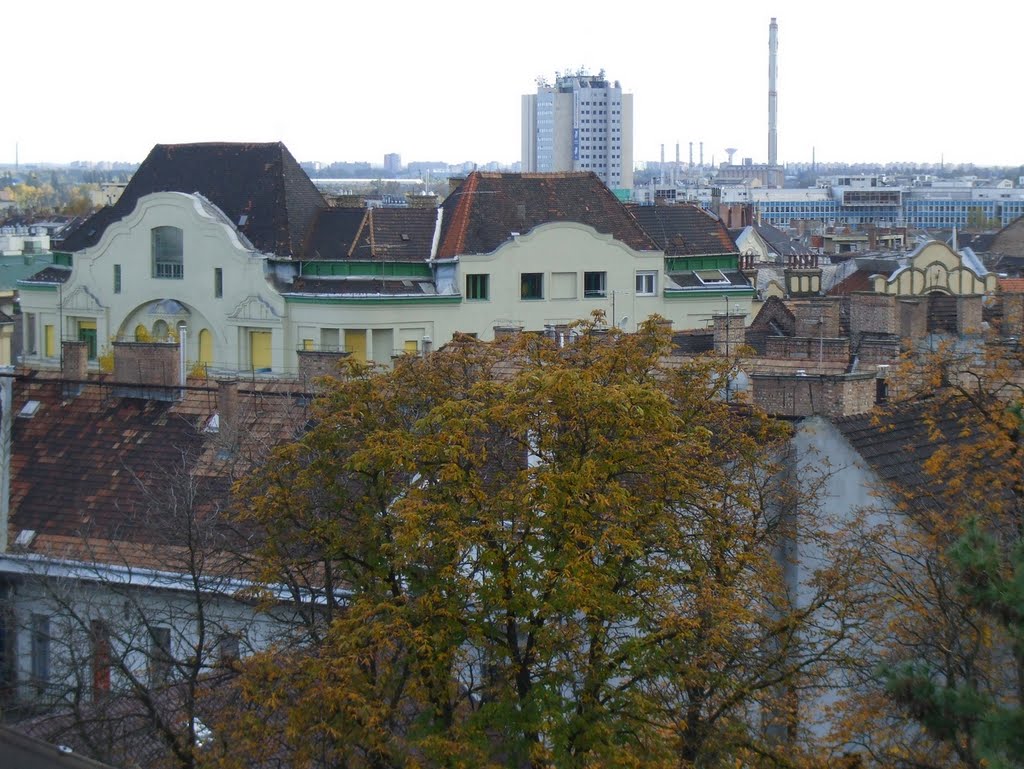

19,192,753,377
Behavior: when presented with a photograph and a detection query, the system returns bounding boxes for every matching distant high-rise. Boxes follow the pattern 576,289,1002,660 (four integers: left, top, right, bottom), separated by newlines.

521,70,633,191
384,152,402,174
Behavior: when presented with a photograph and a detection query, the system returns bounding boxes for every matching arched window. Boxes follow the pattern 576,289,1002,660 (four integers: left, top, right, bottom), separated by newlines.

152,320,169,340
134,324,149,342
152,226,183,279
198,329,213,365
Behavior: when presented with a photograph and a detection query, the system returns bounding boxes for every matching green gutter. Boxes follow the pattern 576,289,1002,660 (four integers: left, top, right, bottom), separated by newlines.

664,254,739,272
16,282,59,292
299,261,433,278
285,294,462,306
663,288,753,299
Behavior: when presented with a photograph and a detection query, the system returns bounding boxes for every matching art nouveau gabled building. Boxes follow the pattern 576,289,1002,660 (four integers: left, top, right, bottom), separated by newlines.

18,143,752,377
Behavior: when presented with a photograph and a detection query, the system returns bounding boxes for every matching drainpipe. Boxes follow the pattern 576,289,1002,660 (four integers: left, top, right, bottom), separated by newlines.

0,367,12,553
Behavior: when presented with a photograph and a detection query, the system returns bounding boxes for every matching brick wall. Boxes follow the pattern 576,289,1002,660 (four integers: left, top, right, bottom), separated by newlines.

1002,293,1024,337
764,336,850,362
61,340,88,380
793,299,841,338
849,292,896,342
752,372,877,417
857,335,901,365
712,313,746,356
957,295,983,335
112,341,179,400
897,299,927,341
297,349,351,384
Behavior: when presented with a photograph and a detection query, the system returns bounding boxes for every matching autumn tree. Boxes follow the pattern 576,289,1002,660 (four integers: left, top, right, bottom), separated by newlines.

833,337,1024,768
220,316,857,769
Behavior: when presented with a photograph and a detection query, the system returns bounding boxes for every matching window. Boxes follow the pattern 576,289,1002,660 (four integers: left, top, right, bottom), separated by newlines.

403,339,419,354
91,620,111,700
465,273,489,300
694,269,731,286
636,271,658,296
151,226,183,279
149,626,172,685
584,271,607,297
113,264,121,294
44,325,55,357
31,614,50,692
521,273,543,300
214,268,223,298
24,313,36,353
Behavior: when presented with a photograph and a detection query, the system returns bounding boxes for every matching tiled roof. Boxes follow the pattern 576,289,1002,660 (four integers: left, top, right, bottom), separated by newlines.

58,142,326,257
999,277,1024,293
831,399,979,498
436,172,657,257
626,204,737,256
304,207,437,262
7,375,309,566
827,269,876,295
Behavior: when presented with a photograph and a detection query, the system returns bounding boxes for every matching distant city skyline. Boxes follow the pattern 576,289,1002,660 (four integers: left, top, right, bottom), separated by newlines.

6,0,1023,168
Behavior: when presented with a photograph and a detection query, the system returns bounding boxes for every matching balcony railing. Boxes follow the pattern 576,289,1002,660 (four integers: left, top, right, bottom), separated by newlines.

154,261,183,279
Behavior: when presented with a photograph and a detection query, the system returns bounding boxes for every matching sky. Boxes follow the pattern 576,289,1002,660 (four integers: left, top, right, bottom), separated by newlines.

6,0,1024,169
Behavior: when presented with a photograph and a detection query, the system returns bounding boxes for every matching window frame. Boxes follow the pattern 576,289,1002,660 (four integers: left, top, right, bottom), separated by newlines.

31,614,50,692
151,226,184,280
465,273,490,301
635,270,658,296
583,271,607,298
521,272,544,300
214,267,223,298
113,264,121,294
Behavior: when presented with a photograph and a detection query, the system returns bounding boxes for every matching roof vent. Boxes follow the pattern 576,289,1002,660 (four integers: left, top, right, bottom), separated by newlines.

14,529,36,549
18,400,40,418
238,214,248,226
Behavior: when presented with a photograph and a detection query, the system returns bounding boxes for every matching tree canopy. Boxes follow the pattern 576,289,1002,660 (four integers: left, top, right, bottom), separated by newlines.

215,316,856,769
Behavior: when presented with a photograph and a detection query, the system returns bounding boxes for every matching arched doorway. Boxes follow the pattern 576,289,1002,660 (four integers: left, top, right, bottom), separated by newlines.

926,291,957,334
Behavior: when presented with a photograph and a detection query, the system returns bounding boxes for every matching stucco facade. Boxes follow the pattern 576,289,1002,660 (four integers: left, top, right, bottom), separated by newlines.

19,194,753,377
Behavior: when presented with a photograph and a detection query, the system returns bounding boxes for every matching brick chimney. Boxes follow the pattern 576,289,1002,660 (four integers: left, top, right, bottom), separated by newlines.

1002,293,1024,338
405,192,439,209
448,177,466,196
712,313,746,356
956,295,984,335
61,340,88,398
112,341,179,400
297,349,350,388
849,292,896,345
215,377,239,455
792,299,840,339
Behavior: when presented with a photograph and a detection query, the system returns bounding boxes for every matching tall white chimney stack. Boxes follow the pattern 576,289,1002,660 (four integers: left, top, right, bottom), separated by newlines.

768,16,779,167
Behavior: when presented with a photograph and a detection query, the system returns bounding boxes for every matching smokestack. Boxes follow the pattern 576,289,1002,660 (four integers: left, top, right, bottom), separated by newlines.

699,141,704,169
660,144,665,184
675,142,680,165
768,17,779,167
689,142,693,168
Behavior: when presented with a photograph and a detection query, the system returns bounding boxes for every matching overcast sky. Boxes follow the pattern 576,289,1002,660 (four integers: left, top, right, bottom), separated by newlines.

6,0,1023,169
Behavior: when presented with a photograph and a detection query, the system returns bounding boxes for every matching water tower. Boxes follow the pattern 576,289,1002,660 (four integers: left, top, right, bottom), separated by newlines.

725,148,738,166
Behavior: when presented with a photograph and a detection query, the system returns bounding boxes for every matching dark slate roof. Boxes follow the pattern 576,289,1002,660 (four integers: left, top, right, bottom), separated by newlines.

666,269,750,290
830,399,984,504
0,726,116,769
304,206,437,262
753,224,815,257
58,143,326,257
20,265,71,285
671,329,714,355
626,204,737,256
280,277,438,296
436,172,657,257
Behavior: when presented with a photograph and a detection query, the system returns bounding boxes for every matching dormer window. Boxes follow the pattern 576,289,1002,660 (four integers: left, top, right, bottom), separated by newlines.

152,226,183,279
